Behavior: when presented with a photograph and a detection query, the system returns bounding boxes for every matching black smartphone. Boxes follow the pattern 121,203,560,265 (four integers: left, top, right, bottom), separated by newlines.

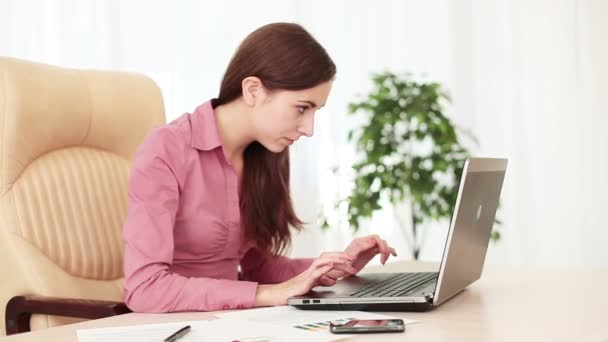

329,319,405,334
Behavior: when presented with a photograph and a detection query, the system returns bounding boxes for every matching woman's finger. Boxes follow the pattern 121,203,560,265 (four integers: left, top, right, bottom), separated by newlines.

318,275,337,286
320,252,351,258
322,270,344,280
320,251,355,261
380,240,398,259
329,262,359,275
311,263,334,280
380,239,391,264
312,255,353,270
369,235,391,264
319,253,353,263
311,256,342,268
311,259,357,280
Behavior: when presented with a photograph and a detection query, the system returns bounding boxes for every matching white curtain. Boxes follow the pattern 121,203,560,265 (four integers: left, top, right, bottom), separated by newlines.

446,0,608,268
2,0,606,268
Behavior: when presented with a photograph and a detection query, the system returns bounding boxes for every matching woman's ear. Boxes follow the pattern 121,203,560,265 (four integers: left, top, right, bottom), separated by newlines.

242,76,265,107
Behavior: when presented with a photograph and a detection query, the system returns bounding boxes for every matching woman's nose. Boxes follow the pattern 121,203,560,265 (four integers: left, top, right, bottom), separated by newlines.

297,112,315,137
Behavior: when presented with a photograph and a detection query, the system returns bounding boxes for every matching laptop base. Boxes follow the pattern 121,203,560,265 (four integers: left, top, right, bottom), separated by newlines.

290,301,432,312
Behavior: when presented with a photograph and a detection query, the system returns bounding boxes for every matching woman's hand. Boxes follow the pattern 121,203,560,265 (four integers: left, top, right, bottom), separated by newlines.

321,235,397,282
254,252,358,306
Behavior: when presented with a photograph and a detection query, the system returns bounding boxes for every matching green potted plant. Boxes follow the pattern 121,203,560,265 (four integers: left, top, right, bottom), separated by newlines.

323,71,500,259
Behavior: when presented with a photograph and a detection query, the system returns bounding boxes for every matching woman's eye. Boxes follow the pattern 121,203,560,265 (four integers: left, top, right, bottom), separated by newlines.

297,106,308,114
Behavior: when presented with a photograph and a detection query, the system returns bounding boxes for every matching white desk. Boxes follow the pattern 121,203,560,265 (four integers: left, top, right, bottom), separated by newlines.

3,261,607,341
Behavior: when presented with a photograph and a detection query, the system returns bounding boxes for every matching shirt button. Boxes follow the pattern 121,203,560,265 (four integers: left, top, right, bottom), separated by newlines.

222,305,230,310
237,304,244,309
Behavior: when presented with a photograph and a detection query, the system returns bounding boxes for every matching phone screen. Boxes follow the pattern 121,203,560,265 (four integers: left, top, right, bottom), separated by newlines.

330,319,405,333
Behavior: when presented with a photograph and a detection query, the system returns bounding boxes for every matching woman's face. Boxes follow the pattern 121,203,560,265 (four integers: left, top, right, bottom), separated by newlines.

251,80,333,153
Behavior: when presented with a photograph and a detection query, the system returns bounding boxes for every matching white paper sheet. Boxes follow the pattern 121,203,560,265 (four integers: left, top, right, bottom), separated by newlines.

77,318,342,342
215,306,418,338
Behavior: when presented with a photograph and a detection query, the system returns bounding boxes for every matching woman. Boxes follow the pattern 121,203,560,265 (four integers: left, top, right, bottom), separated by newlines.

123,22,397,313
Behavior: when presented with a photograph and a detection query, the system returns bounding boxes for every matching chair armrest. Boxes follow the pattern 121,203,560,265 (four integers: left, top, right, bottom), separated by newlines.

5,295,131,335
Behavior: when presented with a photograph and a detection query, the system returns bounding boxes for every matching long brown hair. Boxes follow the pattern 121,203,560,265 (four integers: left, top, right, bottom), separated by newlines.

212,23,336,255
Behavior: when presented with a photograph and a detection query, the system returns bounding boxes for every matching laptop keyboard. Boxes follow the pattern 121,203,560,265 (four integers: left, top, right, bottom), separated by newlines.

349,272,438,298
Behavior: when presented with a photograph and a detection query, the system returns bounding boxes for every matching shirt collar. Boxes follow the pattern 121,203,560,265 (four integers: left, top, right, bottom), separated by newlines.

190,100,222,151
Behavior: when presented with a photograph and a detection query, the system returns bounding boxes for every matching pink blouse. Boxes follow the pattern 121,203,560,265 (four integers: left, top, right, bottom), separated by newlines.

122,100,313,312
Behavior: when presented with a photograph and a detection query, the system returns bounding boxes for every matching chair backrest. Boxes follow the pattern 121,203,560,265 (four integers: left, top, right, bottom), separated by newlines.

0,57,165,335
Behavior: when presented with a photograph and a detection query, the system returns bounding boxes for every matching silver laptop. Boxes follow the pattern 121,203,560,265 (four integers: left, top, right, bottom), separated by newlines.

288,157,508,311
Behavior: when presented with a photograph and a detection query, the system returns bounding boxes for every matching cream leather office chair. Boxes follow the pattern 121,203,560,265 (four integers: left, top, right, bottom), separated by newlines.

0,57,165,335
